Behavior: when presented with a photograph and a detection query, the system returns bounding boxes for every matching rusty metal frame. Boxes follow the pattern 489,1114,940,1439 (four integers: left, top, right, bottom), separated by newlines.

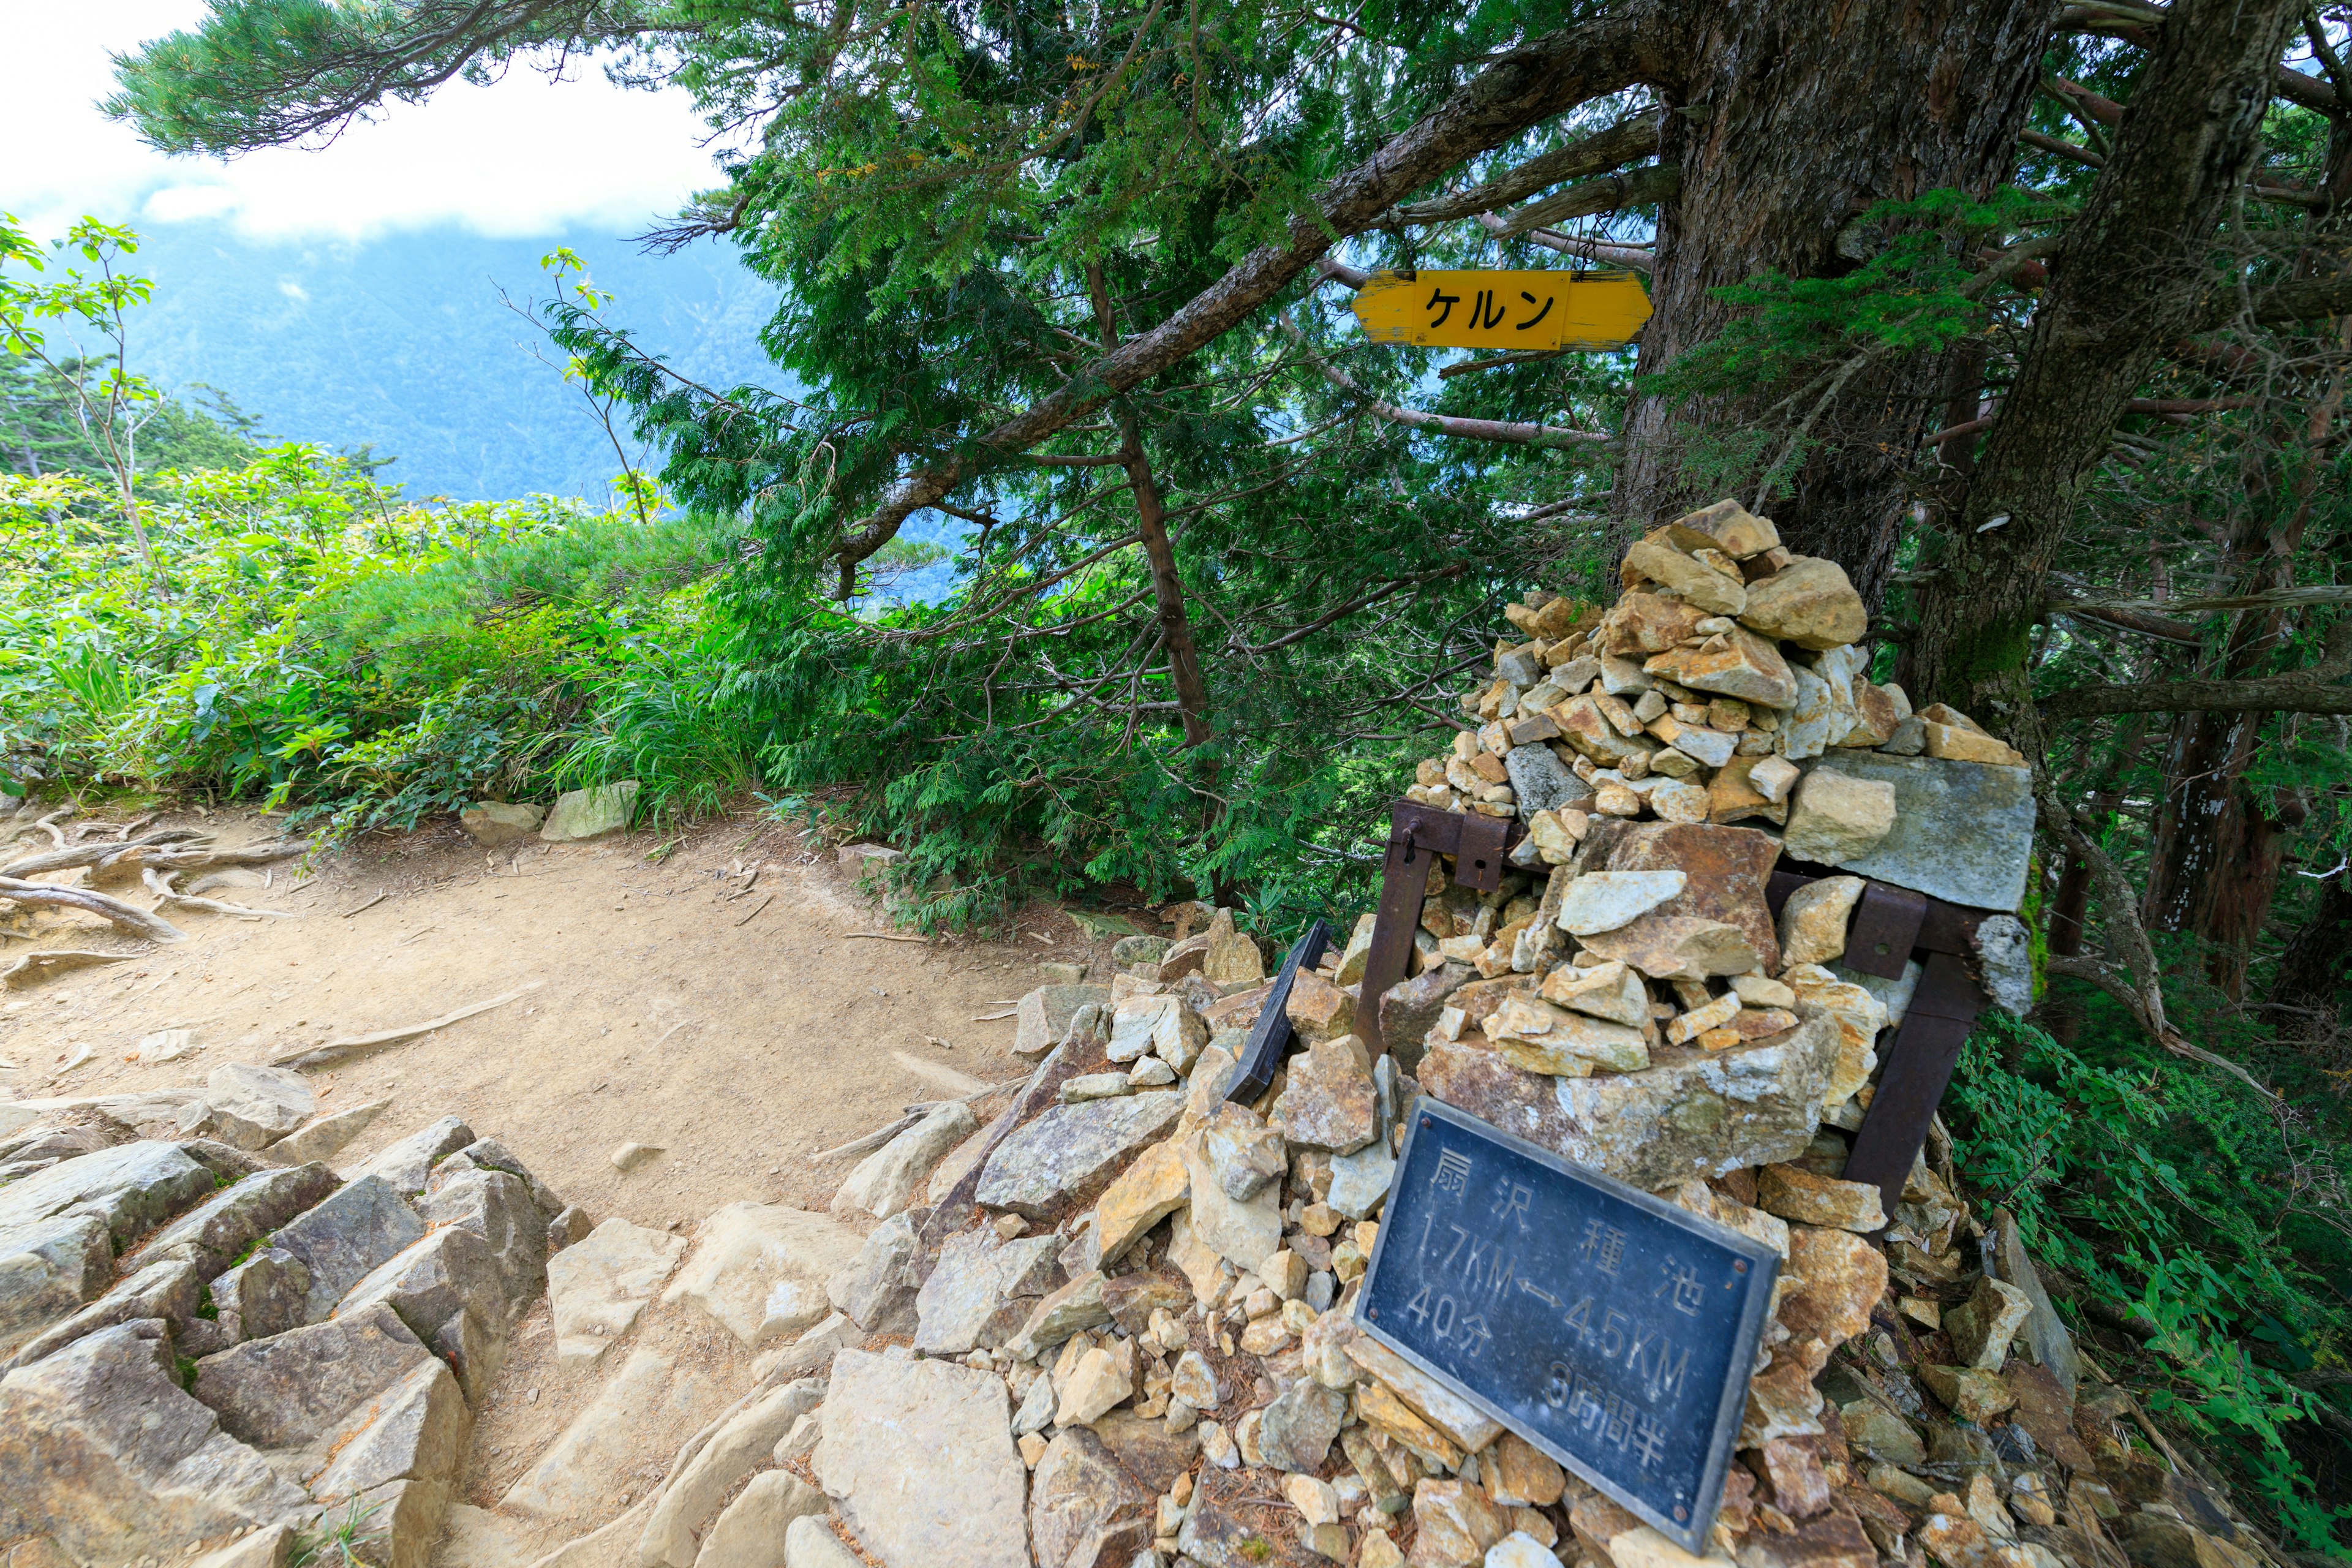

1357,799,1997,1235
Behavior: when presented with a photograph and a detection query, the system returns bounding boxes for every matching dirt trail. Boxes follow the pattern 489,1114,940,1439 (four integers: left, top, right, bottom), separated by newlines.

1,807,1110,1227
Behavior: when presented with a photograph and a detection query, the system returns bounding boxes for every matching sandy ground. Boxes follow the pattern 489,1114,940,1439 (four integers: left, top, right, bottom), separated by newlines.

2,807,1124,1223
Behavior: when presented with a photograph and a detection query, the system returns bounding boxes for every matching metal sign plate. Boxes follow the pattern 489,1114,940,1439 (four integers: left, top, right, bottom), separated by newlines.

1351,269,1653,351
1354,1098,1778,1552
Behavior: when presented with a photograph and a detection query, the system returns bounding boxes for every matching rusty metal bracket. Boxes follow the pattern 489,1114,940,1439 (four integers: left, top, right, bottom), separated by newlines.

1355,803,1528,1058
1225,918,1334,1106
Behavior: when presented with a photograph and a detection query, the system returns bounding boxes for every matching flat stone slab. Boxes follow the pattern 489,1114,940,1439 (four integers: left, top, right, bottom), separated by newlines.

1419,1014,1841,1190
974,1090,1185,1220
547,1217,687,1368
502,1344,729,1521
1014,984,1110,1058
662,1203,863,1350
192,1302,434,1449
1798,752,2033,912
911,1227,1061,1354
815,1349,1030,1568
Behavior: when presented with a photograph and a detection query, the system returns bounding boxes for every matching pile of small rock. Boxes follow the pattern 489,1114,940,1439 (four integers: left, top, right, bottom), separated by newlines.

0,1068,581,1567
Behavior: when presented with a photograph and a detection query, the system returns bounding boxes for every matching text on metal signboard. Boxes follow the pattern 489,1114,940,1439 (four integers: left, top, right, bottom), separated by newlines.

1354,1098,1778,1553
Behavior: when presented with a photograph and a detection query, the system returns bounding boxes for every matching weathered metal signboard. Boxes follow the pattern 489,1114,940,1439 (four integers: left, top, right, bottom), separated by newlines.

1350,268,1652,352
1355,1098,1778,1553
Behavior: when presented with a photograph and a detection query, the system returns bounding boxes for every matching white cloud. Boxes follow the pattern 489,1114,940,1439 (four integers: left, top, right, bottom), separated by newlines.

0,0,725,242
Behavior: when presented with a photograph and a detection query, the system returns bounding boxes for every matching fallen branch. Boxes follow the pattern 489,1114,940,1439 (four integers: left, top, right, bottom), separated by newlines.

1,948,144,990
341,892,390,919
273,981,546,1069
843,930,930,944
0,876,185,943
733,894,774,927
144,869,301,922
806,1077,1028,1162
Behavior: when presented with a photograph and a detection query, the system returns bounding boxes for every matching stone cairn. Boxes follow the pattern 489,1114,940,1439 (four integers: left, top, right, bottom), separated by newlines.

0,1069,576,1568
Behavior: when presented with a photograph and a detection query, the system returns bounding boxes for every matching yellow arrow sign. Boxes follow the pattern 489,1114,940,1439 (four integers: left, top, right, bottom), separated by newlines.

1350,269,1651,352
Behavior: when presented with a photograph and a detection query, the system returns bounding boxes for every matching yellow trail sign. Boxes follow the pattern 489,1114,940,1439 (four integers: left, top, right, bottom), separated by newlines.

1350,268,1651,352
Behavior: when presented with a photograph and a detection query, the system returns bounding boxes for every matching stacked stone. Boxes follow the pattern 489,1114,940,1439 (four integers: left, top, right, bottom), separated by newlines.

0,1072,578,1567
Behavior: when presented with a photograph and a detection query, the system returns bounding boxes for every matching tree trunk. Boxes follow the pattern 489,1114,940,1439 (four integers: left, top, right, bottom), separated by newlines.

1614,0,2054,607
1905,0,2305,726
2267,864,2352,1051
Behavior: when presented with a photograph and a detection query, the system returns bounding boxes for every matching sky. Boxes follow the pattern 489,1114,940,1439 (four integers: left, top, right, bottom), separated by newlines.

0,1,724,241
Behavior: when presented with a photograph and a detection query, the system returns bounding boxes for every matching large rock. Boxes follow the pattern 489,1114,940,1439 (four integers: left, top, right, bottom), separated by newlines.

1377,962,1469,1074
415,1169,547,1324
334,1226,507,1390
0,1257,204,1374
912,1226,1062,1354
1087,1140,1191,1270
832,1102,978,1221
696,1471,829,1568
194,1303,433,1449
0,1140,216,1357
1201,909,1265,987
1794,752,2034,912
786,1517,865,1568
502,1345,729,1520
1272,1039,1376,1154
209,1248,314,1344
541,780,638,841
974,1090,1185,1221
1782,769,1897,869
0,1321,310,1564
1014,985,1110,1060
135,1163,339,1276
1578,820,1783,973
1505,744,1586,818
814,1349,1030,1568
307,1357,470,1504
1327,1137,1395,1222
271,1174,426,1325
459,801,544,847
342,1117,475,1197
192,1064,316,1150
1738,556,1867,650
1180,1136,1281,1270
1419,1014,1841,1189
548,1217,687,1367
1257,1379,1346,1473
662,1203,862,1351
638,1378,825,1568
266,1098,390,1167
828,1208,926,1333
1030,1425,1152,1568
1642,626,1796,710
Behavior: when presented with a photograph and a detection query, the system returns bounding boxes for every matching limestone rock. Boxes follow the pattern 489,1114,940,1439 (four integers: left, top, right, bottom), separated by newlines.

1030,1425,1151,1568
308,1357,470,1505
1487,995,1650,1077
1327,1136,1395,1221
1419,1014,1841,1189
1579,916,1755,980
1790,752,2035,912
785,1516,864,1568
1624,538,1746,616
1505,744,1587,820
342,1115,475,1197
1783,769,1897,868
1284,971,1357,1047
829,1207,925,1333
1204,1102,1288,1201
541,780,638,840
266,1174,426,1326
1257,1378,1346,1473
1180,1136,1283,1270
1005,1270,1110,1359
459,801,544,846
664,1202,862,1350
833,1101,979,1221
1203,908,1266,987
913,1226,1062,1354
1918,1363,2018,1425
1378,963,1469,1074
815,1349,1029,1568
190,1303,430,1449
1086,1138,1191,1270
502,1344,728,1520
266,1098,390,1167
1015,984,1111,1059
1756,1164,1886,1232
0,1256,206,1373
976,1090,1185,1221
1945,1274,2034,1371
1738,556,1866,650
135,1160,338,1275
1273,1039,1377,1153
0,1321,310,1564
545,1216,687,1368
1108,995,1209,1071
694,1470,827,1568
191,1063,316,1150
333,1226,507,1389
1972,914,2034,1017
1642,627,1796,710
0,1140,216,1357
204,1247,309,1344
1416,1477,1509,1565
1778,1226,1887,1377
1578,820,1783,974
1555,870,1686,936
410,1168,545,1329
1777,876,1864,968
638,1377,824,1567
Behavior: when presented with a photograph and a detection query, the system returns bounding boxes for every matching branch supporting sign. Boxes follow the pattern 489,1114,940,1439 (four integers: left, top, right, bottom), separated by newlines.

1351,269,1652,350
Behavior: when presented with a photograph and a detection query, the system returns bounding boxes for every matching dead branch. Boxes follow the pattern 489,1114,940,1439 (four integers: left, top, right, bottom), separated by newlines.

143,869,301,922
2040,617,2352,718
1491,162,1680,239
273,982,546,1069
0,876,185,943
1379,113,1662,227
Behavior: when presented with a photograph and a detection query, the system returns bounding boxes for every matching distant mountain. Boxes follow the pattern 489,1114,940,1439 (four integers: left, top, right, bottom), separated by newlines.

124,221,784,502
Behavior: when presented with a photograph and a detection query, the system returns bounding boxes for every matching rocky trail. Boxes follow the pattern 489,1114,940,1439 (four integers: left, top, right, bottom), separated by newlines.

0,500,2306,1568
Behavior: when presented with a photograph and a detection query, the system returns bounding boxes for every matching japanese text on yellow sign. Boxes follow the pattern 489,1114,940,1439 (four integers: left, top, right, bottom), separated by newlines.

1351,269,1651,352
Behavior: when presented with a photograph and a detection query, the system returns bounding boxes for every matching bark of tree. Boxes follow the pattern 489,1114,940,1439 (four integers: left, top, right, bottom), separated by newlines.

1905,0,2307,726
1612,0,2056,606
2266,864,2352,1050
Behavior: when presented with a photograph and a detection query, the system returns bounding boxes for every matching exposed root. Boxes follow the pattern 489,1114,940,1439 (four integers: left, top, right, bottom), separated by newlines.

143,868,301,922
0,876,186,943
